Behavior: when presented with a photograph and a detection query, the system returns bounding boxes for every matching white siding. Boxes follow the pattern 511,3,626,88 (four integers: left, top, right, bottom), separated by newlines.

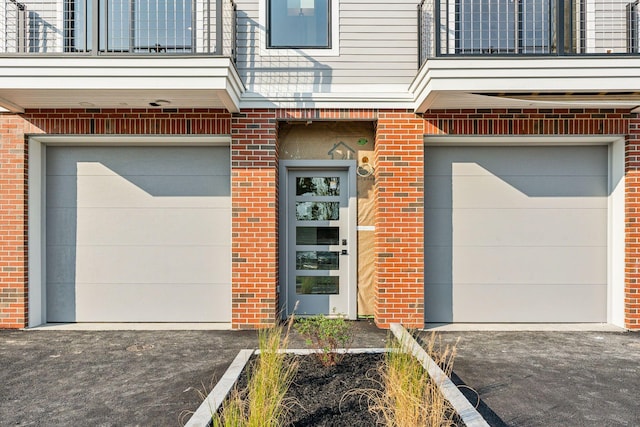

586,0,629,53
235,0,418,104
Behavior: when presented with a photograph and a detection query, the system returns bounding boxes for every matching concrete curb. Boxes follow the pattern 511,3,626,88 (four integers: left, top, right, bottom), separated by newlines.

185,349,254,427
390,323,490,427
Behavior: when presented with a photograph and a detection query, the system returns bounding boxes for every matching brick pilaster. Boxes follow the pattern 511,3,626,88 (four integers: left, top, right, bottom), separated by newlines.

231,110,279,329
626,116,640,330
0,115,31,328
374,110,425,328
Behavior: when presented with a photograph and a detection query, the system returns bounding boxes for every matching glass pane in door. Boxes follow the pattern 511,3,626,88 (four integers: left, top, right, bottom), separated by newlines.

295,202,339,221
296,177,340,196
296,276,339,295
296,227,340,245
296,251,339,270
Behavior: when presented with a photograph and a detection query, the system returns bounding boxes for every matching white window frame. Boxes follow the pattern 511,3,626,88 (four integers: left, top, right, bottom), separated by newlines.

259,0,340,57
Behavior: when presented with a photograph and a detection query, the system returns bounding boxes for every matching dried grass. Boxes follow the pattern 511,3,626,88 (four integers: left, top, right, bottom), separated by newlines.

212,317,298,427
369,331,459,427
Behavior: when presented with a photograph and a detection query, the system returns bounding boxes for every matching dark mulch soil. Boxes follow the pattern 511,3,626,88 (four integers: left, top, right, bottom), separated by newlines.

286,353,384,426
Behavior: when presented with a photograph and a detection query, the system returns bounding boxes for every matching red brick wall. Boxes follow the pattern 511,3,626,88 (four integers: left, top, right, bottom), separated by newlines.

374,111,426,328
2,107,639,330
626,119,640,330
0,115,33,328
231,110,279,329
0,109,230,328
423,108,629,135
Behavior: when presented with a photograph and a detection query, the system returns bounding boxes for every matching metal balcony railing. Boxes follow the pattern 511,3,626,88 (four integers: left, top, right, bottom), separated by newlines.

1,0,236,57
419,0,640,65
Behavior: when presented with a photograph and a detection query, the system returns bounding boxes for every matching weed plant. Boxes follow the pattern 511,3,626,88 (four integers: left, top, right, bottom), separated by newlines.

369,332,458,427
212,318,298,427
294,314,353,367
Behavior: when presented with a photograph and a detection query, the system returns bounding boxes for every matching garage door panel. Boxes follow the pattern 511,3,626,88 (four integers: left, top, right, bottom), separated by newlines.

75,283,231,322
454,284,607,322
424,246,452,284
46,246,76,285
425,145,608,323
46,176,78,208
424,176,454,208
47,146,229,176
77,174,231,201
453,246,607,285
46,175,231,208
424,208,453,243
46,209,77,245
47,175,230,209
46,282,76,323
75,175,230,207
46,146,231,323
426,146,607,176
70,208,231,246
453,209,607,247
452,175,607,208
75,245,231,284
424,284,453,322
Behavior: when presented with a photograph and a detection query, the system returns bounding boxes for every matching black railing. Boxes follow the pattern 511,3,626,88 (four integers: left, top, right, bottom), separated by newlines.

419,0,638,66
2,0,236,58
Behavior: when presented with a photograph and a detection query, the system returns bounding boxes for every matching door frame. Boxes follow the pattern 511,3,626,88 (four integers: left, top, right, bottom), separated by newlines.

279,160,358,320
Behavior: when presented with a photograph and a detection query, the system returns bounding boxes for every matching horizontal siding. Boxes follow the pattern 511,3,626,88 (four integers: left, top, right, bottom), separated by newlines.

234,0,418,96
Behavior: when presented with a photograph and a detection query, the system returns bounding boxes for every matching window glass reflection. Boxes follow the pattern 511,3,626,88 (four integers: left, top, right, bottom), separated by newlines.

269,0,330,48
296,251,339,270
296,202,339,221
296,276,339,294
296,177,340,196
296,227,340,245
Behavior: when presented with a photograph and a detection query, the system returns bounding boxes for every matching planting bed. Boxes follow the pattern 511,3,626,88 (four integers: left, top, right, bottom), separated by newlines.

231,352,465,427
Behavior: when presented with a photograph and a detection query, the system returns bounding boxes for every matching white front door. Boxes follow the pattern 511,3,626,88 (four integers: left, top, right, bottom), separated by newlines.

281,162,357,318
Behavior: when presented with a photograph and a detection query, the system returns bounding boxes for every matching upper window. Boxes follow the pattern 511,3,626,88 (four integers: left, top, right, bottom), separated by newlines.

268,0,331,49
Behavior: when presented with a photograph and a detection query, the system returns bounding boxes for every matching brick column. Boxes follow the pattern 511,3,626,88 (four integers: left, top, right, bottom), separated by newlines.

374,110,425,328
0,115,30,328
231,110,279,329
626,117,640,330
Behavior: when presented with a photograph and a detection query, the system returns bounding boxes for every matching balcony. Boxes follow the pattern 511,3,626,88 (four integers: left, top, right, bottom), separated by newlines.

414,0,640,111
0,0,242,112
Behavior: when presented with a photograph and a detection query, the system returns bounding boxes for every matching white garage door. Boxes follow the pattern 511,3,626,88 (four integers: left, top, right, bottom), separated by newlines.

425,145,608,323
46,146,231,322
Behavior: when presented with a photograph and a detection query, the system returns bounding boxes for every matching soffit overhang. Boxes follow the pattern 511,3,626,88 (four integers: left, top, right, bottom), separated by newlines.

0,56,244,113
411,56,640,113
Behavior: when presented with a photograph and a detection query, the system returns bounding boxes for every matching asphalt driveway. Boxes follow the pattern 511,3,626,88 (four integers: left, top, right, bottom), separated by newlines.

437,330,640,427
1,324,638,426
